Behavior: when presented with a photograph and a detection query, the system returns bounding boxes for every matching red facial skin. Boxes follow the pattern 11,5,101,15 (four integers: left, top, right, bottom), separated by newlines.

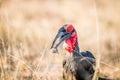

63,25,77,52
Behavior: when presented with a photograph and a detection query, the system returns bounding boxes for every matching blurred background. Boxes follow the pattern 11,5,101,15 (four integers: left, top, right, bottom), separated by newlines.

0,0,120,80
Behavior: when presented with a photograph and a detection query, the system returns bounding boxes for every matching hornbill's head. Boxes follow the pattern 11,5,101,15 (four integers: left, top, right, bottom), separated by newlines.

51,24,77,53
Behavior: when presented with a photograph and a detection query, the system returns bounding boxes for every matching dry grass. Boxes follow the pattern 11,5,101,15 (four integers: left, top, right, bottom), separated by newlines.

0,0,120,80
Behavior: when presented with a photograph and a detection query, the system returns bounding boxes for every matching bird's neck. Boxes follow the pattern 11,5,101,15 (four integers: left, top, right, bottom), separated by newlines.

63,32,79,52
73,38,80,52
65,38,80,57
72,38,81,57
63,32,80,57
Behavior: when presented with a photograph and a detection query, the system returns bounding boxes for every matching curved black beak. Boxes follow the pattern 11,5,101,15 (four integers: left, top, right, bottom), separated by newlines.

51,31,71,51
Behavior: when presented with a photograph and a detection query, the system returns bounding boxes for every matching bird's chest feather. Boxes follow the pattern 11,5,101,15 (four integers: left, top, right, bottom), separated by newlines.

63,57,77,74
63,57,77,80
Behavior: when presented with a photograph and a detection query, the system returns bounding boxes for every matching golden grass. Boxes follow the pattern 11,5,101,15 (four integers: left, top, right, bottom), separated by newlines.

0,0,120,80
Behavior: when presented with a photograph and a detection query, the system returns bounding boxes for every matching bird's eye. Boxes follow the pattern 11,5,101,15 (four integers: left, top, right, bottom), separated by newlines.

65,24,73,33
66,28,72,33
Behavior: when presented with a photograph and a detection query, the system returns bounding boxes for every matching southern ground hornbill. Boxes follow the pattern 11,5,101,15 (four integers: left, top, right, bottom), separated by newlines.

51,24,109,80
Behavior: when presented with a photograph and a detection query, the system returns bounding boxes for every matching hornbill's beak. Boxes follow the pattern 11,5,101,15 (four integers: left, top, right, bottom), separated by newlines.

51,31,71,53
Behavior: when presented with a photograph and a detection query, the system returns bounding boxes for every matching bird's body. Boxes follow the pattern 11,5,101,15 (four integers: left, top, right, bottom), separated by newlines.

62,50,95,80
51,24,108,80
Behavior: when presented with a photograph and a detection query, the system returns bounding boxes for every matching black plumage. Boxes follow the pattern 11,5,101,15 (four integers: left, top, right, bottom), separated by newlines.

51,24,109,80
62,36,95,80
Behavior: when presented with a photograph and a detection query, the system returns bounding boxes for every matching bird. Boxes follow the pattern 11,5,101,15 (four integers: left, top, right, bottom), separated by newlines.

51,24,109,80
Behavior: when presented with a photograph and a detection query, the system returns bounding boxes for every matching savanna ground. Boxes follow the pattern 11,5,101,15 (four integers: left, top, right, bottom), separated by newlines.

0,0,120,80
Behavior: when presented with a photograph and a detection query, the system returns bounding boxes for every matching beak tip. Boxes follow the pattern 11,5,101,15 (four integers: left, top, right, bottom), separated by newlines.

50,48,58,53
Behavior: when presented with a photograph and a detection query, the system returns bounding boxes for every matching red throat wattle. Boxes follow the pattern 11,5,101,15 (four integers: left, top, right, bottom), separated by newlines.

63,32,77,52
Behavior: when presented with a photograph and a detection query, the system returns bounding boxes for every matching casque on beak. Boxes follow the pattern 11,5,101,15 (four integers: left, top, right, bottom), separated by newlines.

50,27,71,53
